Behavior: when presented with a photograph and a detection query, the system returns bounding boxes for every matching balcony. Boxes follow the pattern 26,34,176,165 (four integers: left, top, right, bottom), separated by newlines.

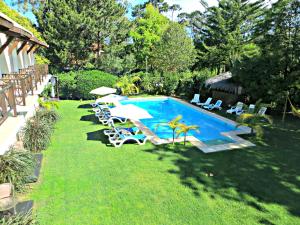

0,64,51,154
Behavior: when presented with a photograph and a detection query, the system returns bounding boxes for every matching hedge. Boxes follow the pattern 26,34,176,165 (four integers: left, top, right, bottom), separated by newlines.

57,70,117,100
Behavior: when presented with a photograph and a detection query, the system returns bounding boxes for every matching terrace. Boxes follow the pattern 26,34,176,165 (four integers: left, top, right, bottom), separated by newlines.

0,12,51,154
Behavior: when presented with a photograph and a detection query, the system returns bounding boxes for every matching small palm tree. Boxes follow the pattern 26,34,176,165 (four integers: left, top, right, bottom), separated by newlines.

176,123,199,146
236,113,273,139
115,75,140,95
156,115,182,145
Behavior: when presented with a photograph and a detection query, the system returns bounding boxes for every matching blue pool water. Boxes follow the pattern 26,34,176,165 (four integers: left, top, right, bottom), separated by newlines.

121,98,238,145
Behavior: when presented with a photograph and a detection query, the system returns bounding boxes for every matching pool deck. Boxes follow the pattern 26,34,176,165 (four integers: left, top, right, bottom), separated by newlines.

128,96,255,153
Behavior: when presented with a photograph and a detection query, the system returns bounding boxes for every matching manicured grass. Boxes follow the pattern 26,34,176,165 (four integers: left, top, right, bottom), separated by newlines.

29,100,300,225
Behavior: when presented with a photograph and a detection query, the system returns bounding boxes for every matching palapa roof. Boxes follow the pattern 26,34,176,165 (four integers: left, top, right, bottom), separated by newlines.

0,12,48,47
205,72,242,94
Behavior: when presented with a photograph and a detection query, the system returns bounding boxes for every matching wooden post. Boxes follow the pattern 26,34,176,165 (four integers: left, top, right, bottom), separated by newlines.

20,78,26,106
282,91,289,123
8,84,17,117
17,41,27,55
0,37,14,54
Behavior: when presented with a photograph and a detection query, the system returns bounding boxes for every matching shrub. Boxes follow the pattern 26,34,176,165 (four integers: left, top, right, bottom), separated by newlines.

22,115,53,152
38,98,59,111
75,70,118,99
0,149,35,191
140,72,163,94
0,210,37,224
160,72,179,96
176,69,214,99
35,109,59,126
57,72,77,99
40,84,52,99
35,54,50,65
57,70,117,100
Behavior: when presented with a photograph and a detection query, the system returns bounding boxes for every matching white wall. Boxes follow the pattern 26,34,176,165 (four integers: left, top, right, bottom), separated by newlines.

0,32,37,77
0,33,12,76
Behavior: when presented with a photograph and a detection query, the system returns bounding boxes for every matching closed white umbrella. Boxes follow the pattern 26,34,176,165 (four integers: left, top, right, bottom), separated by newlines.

95,94,128,104
90,87,117,95
109,104,153,120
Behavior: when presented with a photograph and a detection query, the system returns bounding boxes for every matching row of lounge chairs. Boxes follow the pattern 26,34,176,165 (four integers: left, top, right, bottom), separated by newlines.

190,94,267,115
92,103,149,147
191,95,222,110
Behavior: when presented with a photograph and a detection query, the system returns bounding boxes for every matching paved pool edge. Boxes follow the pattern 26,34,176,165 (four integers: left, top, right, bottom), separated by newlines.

122,96,255,153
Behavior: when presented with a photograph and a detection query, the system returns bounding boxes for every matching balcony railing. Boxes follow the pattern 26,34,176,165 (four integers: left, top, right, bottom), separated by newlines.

0,64,49,124
1,73,34,106
0,83,17,125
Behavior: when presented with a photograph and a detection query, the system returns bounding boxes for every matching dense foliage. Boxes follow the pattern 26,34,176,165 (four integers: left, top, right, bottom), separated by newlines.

57,70,117,99
137,69,214,98
35,0,127,70
0,149,35,190
233,0,300,106
0,0,43,40
11,0,299,111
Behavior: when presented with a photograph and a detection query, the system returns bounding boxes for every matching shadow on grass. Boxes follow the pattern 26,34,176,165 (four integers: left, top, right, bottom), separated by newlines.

145,118,300,220
80,114,99,124
78,103,93,109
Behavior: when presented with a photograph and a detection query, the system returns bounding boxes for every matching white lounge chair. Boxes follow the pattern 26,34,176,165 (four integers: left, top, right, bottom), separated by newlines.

227,102,244,115
190,94,200,104
110,134,149,147
204,100,222,110
98,114,127,125
258,107,267,116
197,97,212,108
104,120,139,137
248,104,256,113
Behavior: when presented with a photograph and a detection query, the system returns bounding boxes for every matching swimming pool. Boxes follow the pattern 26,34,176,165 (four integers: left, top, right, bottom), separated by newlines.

120,97,240,145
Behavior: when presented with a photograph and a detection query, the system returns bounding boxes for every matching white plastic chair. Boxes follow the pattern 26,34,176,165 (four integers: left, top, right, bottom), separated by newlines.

190,94,200,104
227,102,244,115
197,97,212,108
204,100,223,110
258,107,267,116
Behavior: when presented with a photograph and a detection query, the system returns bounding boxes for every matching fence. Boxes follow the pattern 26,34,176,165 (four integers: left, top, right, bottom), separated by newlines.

0,83,17,125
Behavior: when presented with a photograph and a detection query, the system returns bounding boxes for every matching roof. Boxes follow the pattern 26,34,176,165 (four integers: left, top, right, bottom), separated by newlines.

205,72,242,94
0,12,48,48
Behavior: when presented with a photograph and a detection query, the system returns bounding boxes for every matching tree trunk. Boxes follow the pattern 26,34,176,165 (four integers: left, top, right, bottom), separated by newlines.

172,129,175,145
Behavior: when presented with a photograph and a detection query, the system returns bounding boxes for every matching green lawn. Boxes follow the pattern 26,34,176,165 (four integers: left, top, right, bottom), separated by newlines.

29,100,300,225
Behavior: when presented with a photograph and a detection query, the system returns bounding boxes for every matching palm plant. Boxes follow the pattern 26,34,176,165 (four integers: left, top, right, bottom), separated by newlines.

156,115,182,144
236,113,273,139
176,123,199,146
115,75,141,95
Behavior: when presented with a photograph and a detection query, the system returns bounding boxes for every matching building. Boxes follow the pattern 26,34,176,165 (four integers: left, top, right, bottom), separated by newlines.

0,12,50,154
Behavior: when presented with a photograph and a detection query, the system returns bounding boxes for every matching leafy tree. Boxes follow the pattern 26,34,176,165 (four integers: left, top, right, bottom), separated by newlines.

233,0,300,106
185,0,265,72
35,0,126,70
132,0,170,18
83,0,126,60
130,4,169,68
150,22,196,73
97,17,136,75
169,4,181,21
